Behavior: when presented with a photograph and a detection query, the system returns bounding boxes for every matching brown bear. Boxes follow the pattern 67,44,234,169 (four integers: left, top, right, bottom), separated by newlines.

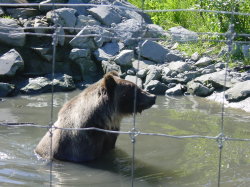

35,71,156,162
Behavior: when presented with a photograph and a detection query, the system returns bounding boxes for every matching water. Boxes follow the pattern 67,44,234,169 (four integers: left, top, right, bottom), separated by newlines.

1,91,250,187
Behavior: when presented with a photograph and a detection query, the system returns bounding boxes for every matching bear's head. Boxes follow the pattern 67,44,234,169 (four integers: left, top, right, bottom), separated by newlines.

102,71,156,114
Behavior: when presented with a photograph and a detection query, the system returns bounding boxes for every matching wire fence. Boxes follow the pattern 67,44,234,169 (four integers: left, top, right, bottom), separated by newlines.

0,1,250,187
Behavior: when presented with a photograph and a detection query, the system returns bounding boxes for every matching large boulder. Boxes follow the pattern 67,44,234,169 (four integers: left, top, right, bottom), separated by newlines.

21,74,75,94
168,61,191,73
88,6,122,26
125,75,143,88
0,18,25,47
165,83,185,96
132,59,155,71
168,26,198,42
0,82,15,97
144,80,168,95
114,50,134,67
225,80,250,102
94,42,124,61
144,66,162,85
140,40,168,63
46,8,77,33
187,81,214,97
0,49,24,78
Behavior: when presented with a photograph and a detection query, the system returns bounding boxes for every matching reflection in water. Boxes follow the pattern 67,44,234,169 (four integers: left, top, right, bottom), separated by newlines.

0,92,250,186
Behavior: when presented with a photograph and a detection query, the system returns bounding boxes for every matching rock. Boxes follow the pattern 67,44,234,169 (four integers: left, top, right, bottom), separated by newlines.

5,8,40,19
215,63,226,69
21,74,75,94
94,42,123,61
162,67,172,77
88,6,121,26
132,59,155,71
182,71,201,82
0,7,4,16
165,83,185,96
191,52,200,61
144,80,168,95
70,26,111,49
32,47,52,62
114,19,142,46
165,50,183,62
102,60,121,74
67,0,89,15
145,24,169,38
0,49,24,78
144,66,161,85
0,18,25,47
168,61,191,73
187,81,214,97
161,76,188,85
69,48,90,61
56,27,65,46
0,82,15,97
33,17,49,35
136,68,148,79
242,45,250,60
194,70,235,89
140,40,168,63
168,26,198,42
74,58,97,81
75,15,100,31
225,80,250,102
114,50,134,67
125,75,142,88
46,8,77,33
194,57,213,67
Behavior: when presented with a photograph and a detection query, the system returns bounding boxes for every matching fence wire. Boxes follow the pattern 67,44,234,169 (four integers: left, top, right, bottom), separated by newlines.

0,1,250,187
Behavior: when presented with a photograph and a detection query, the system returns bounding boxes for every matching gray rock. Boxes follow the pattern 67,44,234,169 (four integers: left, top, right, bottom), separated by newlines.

115,50,134,67
94,42,123,61
33,17,49,35
191,52,200,61
194,70,235,89
145,66,161,85
132,59,155,71
165,50,183,62
74,58,97,81
125,75,143,88
114,19,142,46
242,45,250,60
165,83,185,96
0,49,24,78
70,26,111,49
126,68,136,75
187,81,214,97
75,15,100,31
0,18,25,47
6,8,40,19
69,48,90,61
215,63,226,69
145,24,169,38
161,76,188,85
46,8,77,33
162,67,172,77
88,6,121,26
168,26,198,42
32,47,52,62
182,71,201,82
144,80,168,95
225,80,250,102
21,74,75,94
102,60,121,74
67,0,89,15
168,61,191,73
194,57,213,67
140,40,168,63
0,7,4,16
0,82,15,97
136,68,148,79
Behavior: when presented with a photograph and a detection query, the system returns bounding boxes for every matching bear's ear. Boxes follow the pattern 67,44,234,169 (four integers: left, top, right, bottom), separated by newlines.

102,72,117,95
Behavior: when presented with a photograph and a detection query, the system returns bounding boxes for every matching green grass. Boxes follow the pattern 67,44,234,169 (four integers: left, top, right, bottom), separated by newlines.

128,0,250,66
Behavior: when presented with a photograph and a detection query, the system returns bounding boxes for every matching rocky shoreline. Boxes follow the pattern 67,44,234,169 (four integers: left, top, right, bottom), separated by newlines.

0,0,249,112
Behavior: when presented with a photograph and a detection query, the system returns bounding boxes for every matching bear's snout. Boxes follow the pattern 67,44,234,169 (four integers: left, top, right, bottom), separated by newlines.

137,91,156,112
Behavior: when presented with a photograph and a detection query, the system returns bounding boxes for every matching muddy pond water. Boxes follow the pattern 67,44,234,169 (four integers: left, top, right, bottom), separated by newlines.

1,91,250,187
